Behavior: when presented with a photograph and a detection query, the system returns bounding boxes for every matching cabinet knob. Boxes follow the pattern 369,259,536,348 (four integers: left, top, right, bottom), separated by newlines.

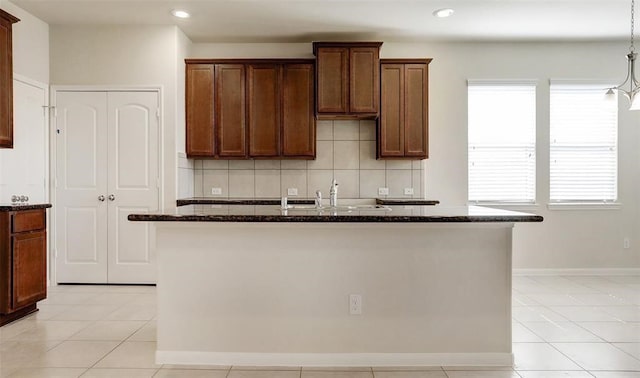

98,195,106,202
108,194,115,201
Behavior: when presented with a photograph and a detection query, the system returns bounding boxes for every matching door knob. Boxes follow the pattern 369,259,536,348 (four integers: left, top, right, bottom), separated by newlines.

98,195,106,202
108,194,115,201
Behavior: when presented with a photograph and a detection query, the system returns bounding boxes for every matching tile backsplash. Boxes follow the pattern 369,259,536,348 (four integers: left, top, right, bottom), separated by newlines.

190,120,425,199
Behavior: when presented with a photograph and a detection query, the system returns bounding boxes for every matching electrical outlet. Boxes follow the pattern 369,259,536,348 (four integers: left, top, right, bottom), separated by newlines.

211,187,222,195
624,237,630,249
349,294,362,315
404,188,414,196
378,187,389,196
287,188,298,196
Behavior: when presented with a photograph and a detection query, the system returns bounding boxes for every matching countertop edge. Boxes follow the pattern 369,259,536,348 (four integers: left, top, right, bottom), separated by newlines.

128,214,543,223
0,203,52,211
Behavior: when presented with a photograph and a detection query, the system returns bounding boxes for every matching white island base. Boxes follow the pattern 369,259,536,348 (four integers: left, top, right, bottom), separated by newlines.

154,222,514,367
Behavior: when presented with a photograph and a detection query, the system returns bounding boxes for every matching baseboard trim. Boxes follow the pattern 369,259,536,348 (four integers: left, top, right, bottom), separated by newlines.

156,351,514,367
514,268,640,276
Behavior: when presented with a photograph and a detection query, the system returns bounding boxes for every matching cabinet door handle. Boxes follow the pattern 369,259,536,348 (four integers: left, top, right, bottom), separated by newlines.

108,194,115,201
98,195,106,202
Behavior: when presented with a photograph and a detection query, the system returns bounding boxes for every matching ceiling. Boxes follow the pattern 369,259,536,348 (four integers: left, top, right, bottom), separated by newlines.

8,0,635,43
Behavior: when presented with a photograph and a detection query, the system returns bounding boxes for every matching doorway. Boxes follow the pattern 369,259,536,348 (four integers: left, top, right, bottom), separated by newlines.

52,89,160,284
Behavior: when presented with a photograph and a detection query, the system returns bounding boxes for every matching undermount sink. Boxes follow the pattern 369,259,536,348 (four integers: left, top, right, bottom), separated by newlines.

285,204,392,212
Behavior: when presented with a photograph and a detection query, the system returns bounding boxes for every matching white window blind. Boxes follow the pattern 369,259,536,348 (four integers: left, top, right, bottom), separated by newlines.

550,83,618,202
468,81,536,203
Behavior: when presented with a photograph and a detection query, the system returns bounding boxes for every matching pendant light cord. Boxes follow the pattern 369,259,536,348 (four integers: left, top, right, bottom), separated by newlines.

631,0,636,52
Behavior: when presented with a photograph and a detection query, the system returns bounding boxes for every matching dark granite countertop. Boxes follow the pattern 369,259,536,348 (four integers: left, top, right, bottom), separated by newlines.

176,198,315,206
129,204,542,223
177,198,440,206
0,203,52,211
376,199,440,206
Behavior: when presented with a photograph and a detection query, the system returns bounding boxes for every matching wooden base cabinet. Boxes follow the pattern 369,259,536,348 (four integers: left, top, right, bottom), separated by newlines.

313,42,382,119
0,207,49,326
0,9,20,149
378,59,432,160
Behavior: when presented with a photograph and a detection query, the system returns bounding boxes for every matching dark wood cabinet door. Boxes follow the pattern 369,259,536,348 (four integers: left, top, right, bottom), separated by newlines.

186,64,215,157
0,10,19,149
379,64,405,157
282,63,315,158
350,47,380,114
404,64,428,158
315,47,348,114
248,64,281,157
215,64,247,158
379,59,430,160
12,231,47,310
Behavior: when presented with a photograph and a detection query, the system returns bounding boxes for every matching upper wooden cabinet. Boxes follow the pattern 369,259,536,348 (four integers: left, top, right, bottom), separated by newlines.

186,62,248,158
313,42,382,119
378,59,432,160
0,9,19,149
186,59,315,159
186,64,215,157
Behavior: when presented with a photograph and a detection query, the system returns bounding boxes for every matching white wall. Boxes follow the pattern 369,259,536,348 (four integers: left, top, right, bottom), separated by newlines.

49,25,192,209
2,1,48,83
176,28,194,198
192,41,640,270
0,1,49,203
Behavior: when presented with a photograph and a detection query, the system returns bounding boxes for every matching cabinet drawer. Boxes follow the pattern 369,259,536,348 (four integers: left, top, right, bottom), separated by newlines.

12,210,46,233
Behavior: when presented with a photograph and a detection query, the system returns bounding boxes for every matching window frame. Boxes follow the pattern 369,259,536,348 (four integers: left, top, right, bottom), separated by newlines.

548,80,620,209
467,79,538,205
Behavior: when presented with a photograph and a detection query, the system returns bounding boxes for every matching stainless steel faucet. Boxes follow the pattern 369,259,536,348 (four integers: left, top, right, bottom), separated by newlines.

329,179,339,207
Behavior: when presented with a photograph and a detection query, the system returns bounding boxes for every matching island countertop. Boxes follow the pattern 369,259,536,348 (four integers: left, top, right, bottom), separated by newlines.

128,204,543,223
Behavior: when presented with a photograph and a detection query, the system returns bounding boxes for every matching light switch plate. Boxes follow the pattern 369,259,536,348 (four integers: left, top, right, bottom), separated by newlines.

287,188,298,196
211,187,222,195
378,187,389,196
404,188,414,195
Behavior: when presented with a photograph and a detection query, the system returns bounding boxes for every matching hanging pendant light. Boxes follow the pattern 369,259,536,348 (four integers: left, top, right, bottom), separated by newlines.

607,0,640,110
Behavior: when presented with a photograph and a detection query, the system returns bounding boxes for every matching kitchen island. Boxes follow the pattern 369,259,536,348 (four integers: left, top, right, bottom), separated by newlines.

129,204,542,367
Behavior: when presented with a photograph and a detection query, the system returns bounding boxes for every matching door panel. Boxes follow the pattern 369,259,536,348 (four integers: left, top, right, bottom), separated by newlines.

379,64,404,157
350,47,379,114
12,231,47,309
405,64,428,158
248,64,280,157
64,207,100,263
55,92,108,283
186,64,215,157
316,48,348,113
115,104,151,189
107,91,159,284
215,64,246,158
282,63,315,158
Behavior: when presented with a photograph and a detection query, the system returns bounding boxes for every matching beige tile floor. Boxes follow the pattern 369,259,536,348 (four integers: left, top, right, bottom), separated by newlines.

0,275,638,377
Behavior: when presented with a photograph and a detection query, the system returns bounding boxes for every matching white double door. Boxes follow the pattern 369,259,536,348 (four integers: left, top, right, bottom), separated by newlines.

54,90,159,284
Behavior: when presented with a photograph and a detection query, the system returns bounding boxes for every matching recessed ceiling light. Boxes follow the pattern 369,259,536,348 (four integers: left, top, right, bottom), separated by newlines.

171,9,190,19
433,8,454,18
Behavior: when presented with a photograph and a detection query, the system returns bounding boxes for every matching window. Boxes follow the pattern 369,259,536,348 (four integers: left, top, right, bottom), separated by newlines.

550,82,618,203
468,81,536,203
